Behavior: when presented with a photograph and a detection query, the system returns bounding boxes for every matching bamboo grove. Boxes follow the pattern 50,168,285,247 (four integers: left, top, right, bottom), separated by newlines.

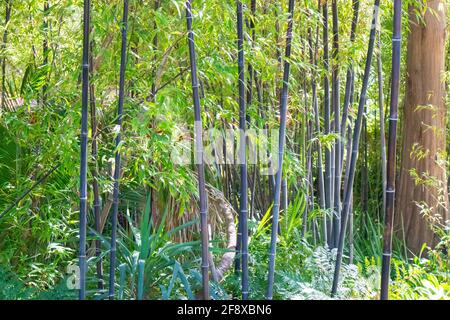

1,0,448,301
76,0,403,299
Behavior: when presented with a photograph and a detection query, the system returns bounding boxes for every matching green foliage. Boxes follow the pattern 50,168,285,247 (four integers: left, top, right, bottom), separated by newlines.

99,192,200,300
0,0,448,300
390,257,450,300
0,266,75,300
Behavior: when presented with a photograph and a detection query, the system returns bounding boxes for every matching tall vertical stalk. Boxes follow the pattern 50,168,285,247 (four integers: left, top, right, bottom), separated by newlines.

344,124,354,264
89,39,103,291
42,0,49,104
109,0,128,300
331,0,340,248
149,0,159,102
266,0,295,300
339,6,360,255
340,0,359,261
78,0,90,301
377,30,387,217
147,0,160,240
303,118,313,239
331,0,380,296
1,0,11,109
248,0,257,223
362,114,368,216
340,0,359,198
308,18,327,243
322,1,332,245
340,0,359,165
380,0,401,300
185,0,209,300
236,0,249,300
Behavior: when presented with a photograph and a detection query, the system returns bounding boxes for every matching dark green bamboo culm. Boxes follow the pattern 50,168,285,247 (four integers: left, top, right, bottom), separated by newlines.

340,0,359,173
321,1,333,246
236,0,249,300
331,0,341,248
1,0,11,109
307,17,327,243
185,0,209,300
42,0,49,104
248,0,257,222
340,0,359,264
89,40,103,290
79,0,90,301
331,0,380,296
377,30,387,222
380,0,401,300
109,0,128,300
266,0,295,300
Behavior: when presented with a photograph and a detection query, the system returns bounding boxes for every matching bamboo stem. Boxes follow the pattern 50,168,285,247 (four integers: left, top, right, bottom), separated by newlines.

266,0,295,300
322,1,333,246
236,0,249,300
380,0,401,300
1,0,11,109
377,30,387,220
331,0,380,296
79,0,90,301
331,0,341,248
42,0,49,105
89,39,103,291
340,0,359,141
109,0,128,300
308,16,327,243
185,0,209,300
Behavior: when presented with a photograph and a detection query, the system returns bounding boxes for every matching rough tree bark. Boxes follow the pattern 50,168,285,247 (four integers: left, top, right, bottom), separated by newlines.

395,0,448,255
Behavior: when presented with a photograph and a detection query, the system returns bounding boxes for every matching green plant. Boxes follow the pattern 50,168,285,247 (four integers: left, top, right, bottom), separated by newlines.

390,257,450,300
98,193,200,300
0,266,76,300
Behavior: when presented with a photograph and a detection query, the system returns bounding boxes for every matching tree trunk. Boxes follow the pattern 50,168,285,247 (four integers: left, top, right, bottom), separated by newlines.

395,0,448,255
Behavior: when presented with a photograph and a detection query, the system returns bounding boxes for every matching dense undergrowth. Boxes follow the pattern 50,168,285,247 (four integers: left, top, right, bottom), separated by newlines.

1,209,448,300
